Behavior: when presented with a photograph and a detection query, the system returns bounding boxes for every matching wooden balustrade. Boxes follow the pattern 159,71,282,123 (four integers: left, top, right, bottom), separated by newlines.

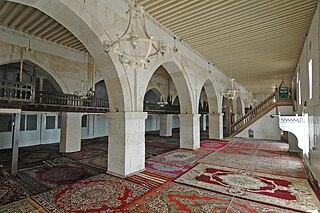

35,91,109,108
230,90,278,136
0,80,34,102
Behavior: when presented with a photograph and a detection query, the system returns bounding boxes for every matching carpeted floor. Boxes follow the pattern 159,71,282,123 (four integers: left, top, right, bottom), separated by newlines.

0,134,319,212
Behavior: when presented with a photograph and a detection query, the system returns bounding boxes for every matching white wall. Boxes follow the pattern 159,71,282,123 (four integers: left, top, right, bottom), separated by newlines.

236,106,293,140
294,4,320,181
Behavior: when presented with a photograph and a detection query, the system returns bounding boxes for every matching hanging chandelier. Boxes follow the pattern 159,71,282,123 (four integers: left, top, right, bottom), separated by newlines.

103,0,166,69
157,95,168,107
222,78,240,100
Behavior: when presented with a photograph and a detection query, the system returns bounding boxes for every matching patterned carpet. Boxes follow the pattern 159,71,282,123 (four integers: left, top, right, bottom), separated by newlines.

200,139,229,150
32,173,149,212
0,136,319,212
146,160,193,177
175,163,320,212
148,148,212,167
18,160,104,193
0,172,30,206
124,182,296,213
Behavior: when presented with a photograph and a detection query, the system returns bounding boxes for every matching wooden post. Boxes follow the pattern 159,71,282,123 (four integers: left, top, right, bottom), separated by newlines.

19,48,24,82
92,59,95,92
11,113,21,175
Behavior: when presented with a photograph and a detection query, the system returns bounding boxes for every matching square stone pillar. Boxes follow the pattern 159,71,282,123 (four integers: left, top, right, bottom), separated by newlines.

208,113,224,139
106,112,147,177
160,114,173,136
179,114,201,150
201,114,207,131
60,112,82,153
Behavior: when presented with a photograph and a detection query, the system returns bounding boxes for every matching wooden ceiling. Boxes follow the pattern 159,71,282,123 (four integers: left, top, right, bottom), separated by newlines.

0,0,317,93
137,0,317,93
0,1,87,52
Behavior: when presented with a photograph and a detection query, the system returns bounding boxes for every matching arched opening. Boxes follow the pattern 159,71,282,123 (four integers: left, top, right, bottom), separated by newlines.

198,79,220,139
143,66,180,159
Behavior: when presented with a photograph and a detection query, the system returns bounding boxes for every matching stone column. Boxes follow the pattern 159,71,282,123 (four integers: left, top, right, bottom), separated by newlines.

208,113,224,139
160,114,173,136
106,112,147,177
179,114,201,150
60,112,82,153
202,114,207,131
11,113,21,175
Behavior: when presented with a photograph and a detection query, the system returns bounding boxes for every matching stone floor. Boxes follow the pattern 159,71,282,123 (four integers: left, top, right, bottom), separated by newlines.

0,131,319,212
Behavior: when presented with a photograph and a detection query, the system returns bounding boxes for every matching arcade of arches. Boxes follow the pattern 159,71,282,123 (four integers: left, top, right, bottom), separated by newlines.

0,0,320,212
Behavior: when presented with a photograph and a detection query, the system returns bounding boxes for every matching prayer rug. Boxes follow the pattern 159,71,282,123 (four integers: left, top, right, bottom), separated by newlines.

18,162,104,193
18,151,61,165
148,148,212,167
175,163,320,212
0,175,30,205
247,154,307,178
200,139,228,150
79,156,107,170
145,161,192,177
33,173,149,212
126,170,173,189
198,152,252,169
123,182,295,213
0,198,47,213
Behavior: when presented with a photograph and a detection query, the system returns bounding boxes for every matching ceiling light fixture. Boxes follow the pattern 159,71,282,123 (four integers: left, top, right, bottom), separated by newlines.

222,28,239,100
103,0,166,69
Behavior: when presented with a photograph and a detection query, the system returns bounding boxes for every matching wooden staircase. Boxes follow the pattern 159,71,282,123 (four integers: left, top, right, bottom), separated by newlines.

230,90,293,136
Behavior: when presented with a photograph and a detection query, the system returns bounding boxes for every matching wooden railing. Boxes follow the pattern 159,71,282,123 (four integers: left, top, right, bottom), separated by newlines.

230,90,278,136
0,80,34,102
35,91,109,108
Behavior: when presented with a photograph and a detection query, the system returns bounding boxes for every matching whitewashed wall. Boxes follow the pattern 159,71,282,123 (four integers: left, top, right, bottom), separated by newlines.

235,106,294,140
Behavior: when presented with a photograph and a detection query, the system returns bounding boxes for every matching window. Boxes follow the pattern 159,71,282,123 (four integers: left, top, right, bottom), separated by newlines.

0,115,12,132
26,115,37,131
298,80,302,105
20,115,26,131
308,59,313,99
46,116,56,129
82,115,88,127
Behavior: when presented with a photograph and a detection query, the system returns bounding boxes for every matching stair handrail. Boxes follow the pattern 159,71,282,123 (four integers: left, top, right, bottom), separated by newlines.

230,89,278,134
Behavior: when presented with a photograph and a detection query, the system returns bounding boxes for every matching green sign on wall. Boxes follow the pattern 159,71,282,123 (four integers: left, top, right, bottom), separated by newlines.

279,87,289,99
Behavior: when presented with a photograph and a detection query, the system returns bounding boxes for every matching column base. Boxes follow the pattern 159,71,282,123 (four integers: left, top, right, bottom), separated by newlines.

179,114,200,150
208,113,224,139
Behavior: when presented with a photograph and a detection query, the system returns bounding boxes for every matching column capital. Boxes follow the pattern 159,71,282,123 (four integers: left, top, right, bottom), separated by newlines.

106,111,148,120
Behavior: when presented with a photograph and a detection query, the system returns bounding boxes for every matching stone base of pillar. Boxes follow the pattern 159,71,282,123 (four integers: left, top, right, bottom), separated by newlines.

106,112,147,177
208,113,224,139
160,114,173,136
60,112,82,153
179,114,200,150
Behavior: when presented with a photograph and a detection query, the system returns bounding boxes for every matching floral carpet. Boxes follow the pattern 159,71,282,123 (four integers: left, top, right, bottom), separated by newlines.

32,173,149,212
175,163,320,212
200,139,229,150
124,182,296,213
0,136,319,212
145,160,193,177
148,148,212,167
0,173,30,206
18,160,104,193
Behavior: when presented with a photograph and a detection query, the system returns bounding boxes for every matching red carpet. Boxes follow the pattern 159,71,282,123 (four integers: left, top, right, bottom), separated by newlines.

123,182,297,212
175,163,320,212
33,173,149,212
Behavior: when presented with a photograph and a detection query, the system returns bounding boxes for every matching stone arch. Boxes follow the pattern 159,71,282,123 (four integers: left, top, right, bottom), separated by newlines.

8,0,129,112
144,88,163,104
0,58,68,93
141,58,194,114
199,79,219,114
